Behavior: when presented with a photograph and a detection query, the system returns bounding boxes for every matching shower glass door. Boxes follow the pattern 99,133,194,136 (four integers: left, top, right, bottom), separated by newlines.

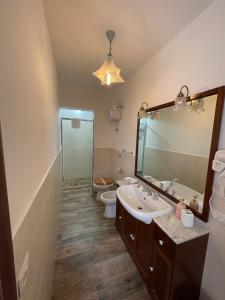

61,117,94,191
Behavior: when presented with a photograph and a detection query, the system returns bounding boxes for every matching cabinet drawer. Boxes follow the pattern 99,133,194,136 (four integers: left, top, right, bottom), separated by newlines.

153,223,175,261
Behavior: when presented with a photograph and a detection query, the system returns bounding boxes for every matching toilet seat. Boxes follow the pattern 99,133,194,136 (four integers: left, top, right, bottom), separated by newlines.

101,191,117,204
93,177,114,201
93,182,114,190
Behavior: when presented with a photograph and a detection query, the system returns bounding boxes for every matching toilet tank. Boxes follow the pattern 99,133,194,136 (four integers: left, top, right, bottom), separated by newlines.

110,105,123,121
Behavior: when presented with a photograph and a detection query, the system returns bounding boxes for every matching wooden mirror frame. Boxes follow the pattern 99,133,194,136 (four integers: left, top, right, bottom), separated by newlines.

135,86,225,222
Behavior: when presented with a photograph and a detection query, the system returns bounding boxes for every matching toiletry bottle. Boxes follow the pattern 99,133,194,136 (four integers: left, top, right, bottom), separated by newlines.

176,198,186,219
189,195,199,212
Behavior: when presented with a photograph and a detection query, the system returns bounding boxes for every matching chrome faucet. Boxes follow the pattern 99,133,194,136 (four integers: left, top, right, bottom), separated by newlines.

152,192,158,200
138,184,152,196
146,187,153,196
165,178,178,195
137,182,142,188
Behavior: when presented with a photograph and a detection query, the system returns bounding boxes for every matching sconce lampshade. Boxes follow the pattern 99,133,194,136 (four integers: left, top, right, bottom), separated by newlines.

173,85,189,111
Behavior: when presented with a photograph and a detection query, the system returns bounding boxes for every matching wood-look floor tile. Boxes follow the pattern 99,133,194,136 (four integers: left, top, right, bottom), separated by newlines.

124,289,152,300
52,183,150,300
96,271,145,300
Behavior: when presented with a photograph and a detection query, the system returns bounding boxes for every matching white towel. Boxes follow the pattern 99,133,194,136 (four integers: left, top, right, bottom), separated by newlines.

71,119,80,128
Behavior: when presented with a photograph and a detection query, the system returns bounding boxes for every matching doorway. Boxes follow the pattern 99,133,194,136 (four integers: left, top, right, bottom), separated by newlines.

60,109,94,192
0,125,17,300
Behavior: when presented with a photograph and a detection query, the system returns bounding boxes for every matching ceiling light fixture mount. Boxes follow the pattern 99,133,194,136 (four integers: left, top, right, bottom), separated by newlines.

93,30,125,86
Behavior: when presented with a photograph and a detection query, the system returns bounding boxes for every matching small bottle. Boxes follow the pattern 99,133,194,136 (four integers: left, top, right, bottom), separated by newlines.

189,195,199,212
176,198,186,219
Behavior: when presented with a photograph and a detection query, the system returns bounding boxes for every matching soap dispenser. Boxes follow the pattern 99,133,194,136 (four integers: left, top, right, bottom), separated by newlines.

176,198,186,219
189,195,199,212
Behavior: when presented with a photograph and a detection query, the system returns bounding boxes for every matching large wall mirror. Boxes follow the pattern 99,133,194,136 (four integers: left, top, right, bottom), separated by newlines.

135,87,225,221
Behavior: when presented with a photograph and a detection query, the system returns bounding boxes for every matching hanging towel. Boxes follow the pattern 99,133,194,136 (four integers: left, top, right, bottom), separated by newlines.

71,119,80,128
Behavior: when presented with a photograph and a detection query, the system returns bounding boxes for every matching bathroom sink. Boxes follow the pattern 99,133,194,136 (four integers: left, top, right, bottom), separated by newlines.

153,181,204,212
116,184,174,224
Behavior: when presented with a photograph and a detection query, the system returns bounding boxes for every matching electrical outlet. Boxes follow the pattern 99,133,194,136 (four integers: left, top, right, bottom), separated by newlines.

17,253,29,298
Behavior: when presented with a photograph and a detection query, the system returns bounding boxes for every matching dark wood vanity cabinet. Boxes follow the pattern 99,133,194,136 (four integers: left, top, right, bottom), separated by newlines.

115,198,209,300
115,198,125,234
124,210,137,253
135,220,154,282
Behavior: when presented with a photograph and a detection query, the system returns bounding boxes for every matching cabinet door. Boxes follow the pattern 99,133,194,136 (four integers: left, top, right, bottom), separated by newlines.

135,221,154,282
151,245,173,300
116,199,125,234
124,210,137,253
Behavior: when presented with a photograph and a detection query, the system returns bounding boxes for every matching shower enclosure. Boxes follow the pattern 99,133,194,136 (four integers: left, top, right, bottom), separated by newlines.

61,110,94,191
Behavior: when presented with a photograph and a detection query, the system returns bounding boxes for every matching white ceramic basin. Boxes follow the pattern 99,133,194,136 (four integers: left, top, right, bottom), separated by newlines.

116,184,174,224
153,181,204,212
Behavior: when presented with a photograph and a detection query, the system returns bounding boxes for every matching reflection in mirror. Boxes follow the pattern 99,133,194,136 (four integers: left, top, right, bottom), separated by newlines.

136,95,217,214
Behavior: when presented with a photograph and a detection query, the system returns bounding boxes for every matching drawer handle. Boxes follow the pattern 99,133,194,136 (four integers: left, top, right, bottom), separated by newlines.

149,266,154,272
129,233,135,240
159,239,164,246
119,216,122,220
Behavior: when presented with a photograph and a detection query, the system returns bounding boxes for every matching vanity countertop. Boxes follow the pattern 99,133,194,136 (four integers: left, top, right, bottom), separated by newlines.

116,179,137,186
116,179,126,186
153,213,209,245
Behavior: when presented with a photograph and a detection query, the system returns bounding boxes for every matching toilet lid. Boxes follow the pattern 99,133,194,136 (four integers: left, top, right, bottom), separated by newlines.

94,177,114,186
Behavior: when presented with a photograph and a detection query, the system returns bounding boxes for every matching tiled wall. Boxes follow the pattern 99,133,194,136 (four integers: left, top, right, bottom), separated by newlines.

93,148,113,179
13,151,61,300
93,148,135,181
111,149,135,180
143,147,208,194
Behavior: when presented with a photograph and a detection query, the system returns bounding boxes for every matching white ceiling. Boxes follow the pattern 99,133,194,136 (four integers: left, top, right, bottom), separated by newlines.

43,0,213,90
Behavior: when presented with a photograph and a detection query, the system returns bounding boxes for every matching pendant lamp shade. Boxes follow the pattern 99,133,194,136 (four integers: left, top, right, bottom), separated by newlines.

93,30,125,86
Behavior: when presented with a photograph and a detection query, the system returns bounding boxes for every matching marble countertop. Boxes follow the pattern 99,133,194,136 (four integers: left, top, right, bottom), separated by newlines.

116,178,209,244
116,179,128,186
153,213,209,245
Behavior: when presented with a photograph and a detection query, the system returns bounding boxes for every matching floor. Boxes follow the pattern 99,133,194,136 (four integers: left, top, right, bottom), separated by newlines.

52,181,151,300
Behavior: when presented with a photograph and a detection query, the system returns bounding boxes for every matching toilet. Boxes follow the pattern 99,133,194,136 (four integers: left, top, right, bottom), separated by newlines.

101,191,117,218
93,177,114,201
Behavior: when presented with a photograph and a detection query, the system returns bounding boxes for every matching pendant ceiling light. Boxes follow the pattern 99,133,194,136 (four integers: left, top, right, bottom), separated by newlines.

93,30,125,86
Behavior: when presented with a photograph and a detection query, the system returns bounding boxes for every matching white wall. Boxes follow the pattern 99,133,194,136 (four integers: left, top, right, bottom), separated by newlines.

59,85,115,148
114,1,225,299
0,0,60,299
0,0,60,235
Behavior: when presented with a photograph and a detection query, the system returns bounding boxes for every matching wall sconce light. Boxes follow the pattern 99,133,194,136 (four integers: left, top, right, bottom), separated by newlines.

195,98,205,113
147,110,160,120
173,85,189,111
187,98,205,113
138,102,149,118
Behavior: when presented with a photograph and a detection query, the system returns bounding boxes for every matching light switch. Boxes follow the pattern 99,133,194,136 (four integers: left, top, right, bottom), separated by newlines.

17,252,29,298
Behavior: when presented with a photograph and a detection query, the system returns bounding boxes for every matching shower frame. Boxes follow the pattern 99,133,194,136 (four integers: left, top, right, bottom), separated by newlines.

61,117,94,193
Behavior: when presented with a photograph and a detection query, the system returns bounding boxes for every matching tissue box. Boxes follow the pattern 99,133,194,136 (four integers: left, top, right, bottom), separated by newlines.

181,209,194,227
